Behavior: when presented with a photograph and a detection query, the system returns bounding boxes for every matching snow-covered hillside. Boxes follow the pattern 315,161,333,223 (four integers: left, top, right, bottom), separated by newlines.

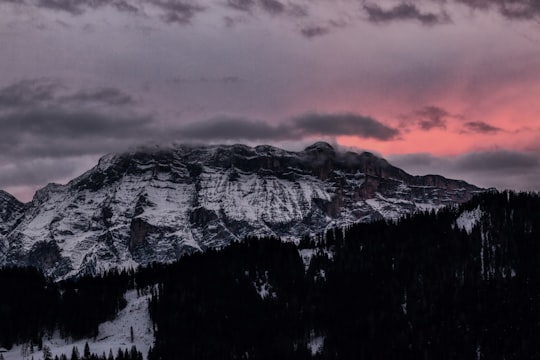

0,142,482,279
0,290,153,360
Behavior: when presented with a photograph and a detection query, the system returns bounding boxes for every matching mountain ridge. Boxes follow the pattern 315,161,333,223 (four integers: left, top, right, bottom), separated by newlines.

0,142,482,278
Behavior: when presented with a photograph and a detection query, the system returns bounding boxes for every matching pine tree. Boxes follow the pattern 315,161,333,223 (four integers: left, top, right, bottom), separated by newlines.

42,345,52,360
116,348,124,360
83,343,90,359
130,326,134,343
129,346,138,360
71,346,80,360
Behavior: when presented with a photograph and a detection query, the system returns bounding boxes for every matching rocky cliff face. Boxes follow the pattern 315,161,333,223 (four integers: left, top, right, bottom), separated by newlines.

0,142,482,278
0,190,25,237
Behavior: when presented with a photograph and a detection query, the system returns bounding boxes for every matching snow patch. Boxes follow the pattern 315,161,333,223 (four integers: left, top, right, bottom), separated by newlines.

456,206,482,234
298,248,333,270
307,334,325,355
253,271,276,299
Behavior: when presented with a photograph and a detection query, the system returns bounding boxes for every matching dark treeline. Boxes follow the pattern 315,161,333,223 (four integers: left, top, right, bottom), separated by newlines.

0,268,132,349
50,344,143,360
146,191,540,360
2,191,540,359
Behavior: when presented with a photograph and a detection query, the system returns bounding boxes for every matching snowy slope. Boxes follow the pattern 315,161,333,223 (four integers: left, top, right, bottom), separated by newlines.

1,290,153,360
0,142,482,279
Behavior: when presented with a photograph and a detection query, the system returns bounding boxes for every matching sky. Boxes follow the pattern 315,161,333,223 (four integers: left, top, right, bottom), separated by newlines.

1,0,539,202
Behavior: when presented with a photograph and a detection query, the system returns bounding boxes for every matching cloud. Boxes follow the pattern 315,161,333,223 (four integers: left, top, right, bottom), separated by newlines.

363,3,451,25
292,113,399,140
226,0,255,12
0,79,150,161
258,0,284,15
2,0,538,32
0,108,155,158
0,79,136,109
148,0,204,24
226,0,308,19
400,106,456,131
2,0,205,24
455,0,540,20
35,0,141,15
112,0,139,13
462,121,503,134
300,25,330,38
177,113,400,142
60,88,136,106
415,106,450,130
0,79,62,109
389,149,540,191
178,117,286,141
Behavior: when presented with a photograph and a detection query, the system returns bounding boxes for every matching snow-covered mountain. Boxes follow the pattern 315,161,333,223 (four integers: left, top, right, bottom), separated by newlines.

0,142,482,278
0,190,25,238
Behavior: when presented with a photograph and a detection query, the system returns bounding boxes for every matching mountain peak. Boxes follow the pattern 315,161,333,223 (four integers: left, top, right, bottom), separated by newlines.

0,141,482,279
304,141,335,153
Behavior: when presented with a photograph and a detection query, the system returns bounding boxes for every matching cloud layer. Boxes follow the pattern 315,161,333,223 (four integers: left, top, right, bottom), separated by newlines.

1,0,539,38
0,79,401,193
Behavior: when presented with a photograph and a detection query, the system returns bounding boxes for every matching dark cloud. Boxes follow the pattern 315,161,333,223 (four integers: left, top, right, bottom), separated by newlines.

226,0,255,12
60,88,136,106
292,113,400,140
287,3,308,18
0,109,154,158
455,0,540,20
300,26,330,38
462,121,503,134
35,0,140,15
0,79,150,162
363,3,451,25
225,0,292,17
36,0,88,15
2,0,206,23
258,0,284,15
175,113,399,142
2,0,538,31
149,0,204,24
0,79,62,109
401,106,453,131
112,0,139,13
0,79,136,109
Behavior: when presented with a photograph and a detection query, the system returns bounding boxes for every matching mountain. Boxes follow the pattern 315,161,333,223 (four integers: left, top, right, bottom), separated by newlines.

0,142,482,278
4,191,538,360
0,190,25,239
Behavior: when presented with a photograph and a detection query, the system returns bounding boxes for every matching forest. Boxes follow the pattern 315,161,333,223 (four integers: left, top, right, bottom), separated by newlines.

2,191,540,359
